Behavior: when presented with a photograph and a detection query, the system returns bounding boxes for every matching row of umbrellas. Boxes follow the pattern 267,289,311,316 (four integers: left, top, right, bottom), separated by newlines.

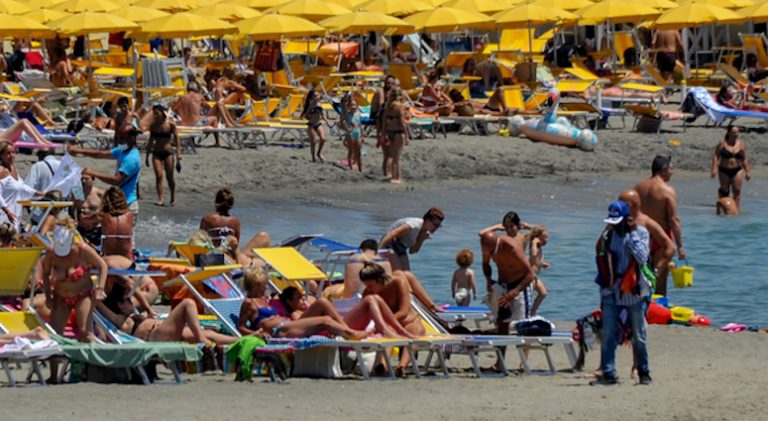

2,0,768,40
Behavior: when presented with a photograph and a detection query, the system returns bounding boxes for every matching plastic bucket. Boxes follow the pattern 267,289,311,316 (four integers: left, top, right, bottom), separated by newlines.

671,306,695,323
646,301,671,325
671,260,694,288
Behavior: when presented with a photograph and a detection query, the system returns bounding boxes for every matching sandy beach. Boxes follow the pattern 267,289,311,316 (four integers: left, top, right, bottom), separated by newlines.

6,116,767,418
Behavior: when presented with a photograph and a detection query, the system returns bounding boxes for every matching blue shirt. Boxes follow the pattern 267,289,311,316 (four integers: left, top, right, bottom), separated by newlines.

110,146,140,205
601,225,650,305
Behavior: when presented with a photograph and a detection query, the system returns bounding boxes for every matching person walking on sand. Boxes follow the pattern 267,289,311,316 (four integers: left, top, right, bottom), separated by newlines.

300,87,328,163
633,155,685,296
383,88,409,183
380,207,444,271
652,30,684,82
711,125,750,212
451,248,477,307
144,105,181,207
591,200,652,386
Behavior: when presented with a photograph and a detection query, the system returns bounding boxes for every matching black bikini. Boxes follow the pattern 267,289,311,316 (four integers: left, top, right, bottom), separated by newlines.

718,148,745,180
150,130,173,161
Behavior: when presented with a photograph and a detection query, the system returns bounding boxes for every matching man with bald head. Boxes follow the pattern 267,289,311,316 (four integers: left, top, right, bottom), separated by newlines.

633,155,685,295
619,189,675,282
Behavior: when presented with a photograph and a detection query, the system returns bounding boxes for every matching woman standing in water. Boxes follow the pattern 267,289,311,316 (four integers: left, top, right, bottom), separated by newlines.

711,126,750,211
145,105,181,207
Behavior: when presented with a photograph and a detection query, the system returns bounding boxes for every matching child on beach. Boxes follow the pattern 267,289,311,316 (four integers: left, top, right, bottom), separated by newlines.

525,225,549,316
451,248,477,307
340,95,363,172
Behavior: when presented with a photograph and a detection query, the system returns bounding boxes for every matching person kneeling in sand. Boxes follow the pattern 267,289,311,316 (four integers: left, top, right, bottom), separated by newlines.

716,197,739,216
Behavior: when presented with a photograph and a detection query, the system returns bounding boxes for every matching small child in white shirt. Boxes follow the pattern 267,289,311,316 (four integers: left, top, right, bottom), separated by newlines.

451,248,477,307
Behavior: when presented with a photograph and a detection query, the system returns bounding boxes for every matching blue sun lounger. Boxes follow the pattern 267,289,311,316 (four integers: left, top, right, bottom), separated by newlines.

690,86,768,125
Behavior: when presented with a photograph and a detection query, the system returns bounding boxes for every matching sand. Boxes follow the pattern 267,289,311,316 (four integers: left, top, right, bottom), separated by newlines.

5,115,767,418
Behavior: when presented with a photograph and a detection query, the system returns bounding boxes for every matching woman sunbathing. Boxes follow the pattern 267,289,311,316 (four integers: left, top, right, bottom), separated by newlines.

448,88,512,117
715,85,768,113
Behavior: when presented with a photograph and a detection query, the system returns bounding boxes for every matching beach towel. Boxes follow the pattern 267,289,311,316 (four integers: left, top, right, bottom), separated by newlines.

226,336,267,381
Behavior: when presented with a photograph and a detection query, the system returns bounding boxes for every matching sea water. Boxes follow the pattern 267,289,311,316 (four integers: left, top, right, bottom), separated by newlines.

137,177,768,326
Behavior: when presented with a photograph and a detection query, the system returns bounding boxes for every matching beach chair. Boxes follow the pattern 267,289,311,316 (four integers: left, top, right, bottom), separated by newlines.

389,63,421,99
625,103,691,133
252,247,328,296
305,237,357,281
740,33,768,69
162,265,244,337
689,86,768,126
0,248,44,309
0,312,61,387
717,63,761,90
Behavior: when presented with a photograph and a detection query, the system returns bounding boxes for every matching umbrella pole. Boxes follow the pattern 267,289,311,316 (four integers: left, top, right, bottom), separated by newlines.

132,43,138,113
87,33,92,98
528,21,533,64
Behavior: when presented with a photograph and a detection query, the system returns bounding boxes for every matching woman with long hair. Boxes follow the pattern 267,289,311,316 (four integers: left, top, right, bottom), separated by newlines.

383,88,409,184
145,105,181,207
0,140,44,227
100,187,134,259
199,187,240,247
300,87,328,163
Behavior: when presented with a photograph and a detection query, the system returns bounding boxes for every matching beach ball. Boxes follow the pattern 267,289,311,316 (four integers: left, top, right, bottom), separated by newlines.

578,129,597,152
508,115,525,137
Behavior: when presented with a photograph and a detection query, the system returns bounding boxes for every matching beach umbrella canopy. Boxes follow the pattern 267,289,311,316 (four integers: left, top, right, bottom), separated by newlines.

404,6,492,32
328,0,368,9
222,0,290,9
641,0,679,9
527,0,594,12
360,0,434,16
236,13,326,39
679,0,753,9
574,0,661,24
653,3,744,28
0,14,54,38
0,0,34,15
737,1,768,22
319,11,415,34
267,0,352,21
52,0,121,13
48,11,139,35
132,0,202,12
27,0,67,8
138,13,237,38
21,8,72,24
421,0,451,5
111,6,170,23
493,3,577,27
441,0,516,14
190,4,263,22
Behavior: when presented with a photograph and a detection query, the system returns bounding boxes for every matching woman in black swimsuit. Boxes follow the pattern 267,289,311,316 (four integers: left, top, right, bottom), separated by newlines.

383,88,409,184
300,87,327,163
145,105,181,207
711,125,751,211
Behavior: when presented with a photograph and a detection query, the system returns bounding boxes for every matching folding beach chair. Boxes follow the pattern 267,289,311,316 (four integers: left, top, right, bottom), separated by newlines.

689,86,768,126
253,247,328,297
306,237,357,280
0,312,61,387
625,104,691,133
740,33,768,69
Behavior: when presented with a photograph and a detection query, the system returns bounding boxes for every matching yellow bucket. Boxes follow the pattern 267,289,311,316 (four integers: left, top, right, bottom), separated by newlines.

671,306,695,323
671,263,694,288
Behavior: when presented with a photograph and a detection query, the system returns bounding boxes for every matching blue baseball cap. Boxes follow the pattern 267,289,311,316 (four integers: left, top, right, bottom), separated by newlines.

604,200,629,225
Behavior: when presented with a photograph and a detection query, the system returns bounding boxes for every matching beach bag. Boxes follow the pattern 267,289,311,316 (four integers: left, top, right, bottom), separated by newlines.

516,318,553,336
254,43,281,72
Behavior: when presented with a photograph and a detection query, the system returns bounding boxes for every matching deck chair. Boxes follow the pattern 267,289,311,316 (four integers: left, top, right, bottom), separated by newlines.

717,63,761,89
389,63,421,99
0,312,61,387
689,86,768,125
253,247,328,297
166,241,212,265
625,103,691,133
613,31,637,65
642,63,686,96
740,33,768,68
0,248,44,306
163,264,244,337
306,237,357,280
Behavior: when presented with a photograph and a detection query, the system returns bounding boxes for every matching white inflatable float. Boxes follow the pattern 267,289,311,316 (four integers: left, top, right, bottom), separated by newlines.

509,90,598,152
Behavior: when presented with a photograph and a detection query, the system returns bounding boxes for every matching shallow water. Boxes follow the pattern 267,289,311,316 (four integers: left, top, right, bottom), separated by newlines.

137,176,768,326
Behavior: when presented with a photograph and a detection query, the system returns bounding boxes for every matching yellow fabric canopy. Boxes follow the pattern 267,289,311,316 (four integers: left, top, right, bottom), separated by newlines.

267,0,352,21
138,13,237,38
52,0,121,13
190,4,263,22
319,11,414,34
236,14,326,39
48,11,139,36
653,3,744,29
360,0,433,16
404,6,492,33
0,14,54,38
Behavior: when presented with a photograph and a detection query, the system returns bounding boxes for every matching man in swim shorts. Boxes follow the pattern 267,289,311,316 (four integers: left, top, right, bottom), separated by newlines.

633,155,685,296
652,30,684,82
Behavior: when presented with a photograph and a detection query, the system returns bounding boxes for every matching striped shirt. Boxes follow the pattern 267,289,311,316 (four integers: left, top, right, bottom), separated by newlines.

600,225,650,306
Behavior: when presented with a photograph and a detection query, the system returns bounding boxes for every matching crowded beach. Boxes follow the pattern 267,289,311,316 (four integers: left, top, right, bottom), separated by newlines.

1,0,767,419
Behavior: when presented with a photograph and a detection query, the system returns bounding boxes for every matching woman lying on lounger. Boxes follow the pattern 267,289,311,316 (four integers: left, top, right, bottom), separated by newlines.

237,267,412,340
98,285,241,345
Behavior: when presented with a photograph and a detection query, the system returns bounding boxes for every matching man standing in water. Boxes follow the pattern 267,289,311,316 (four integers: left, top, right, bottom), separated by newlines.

652,30,684,82
480,211,535,336
634,155,685,296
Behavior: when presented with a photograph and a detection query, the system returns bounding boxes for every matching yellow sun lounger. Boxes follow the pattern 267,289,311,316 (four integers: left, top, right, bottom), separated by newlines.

0,248,44,299
253,247,328,296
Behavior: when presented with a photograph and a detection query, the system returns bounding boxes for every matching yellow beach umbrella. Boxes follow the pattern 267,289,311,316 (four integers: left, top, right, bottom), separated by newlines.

444,0,522,14
319,11,414,34
138,12,236,38
360,0,433,16
22,9,71,24
27,0,66,8
222,0,290,9
328,0,368,9
653,3,744,28
267,0,352,21
111,6,170,23
404,6,492,32
421,0,451,5
493,3,577,26
0,13,54,38
528,0,593,12
574,0,661,24
641,0,678,9
132,0,201,12
679,0,752,9
0,0,34,15
190,4,262,22
236,13,326,39
48,11,139,35
737,1,768,21
52,0,121,13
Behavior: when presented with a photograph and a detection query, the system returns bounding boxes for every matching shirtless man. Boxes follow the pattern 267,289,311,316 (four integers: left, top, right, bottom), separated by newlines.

76,173,104,248
171,82,227,147
619,189,675,285
716,197,739,216
652,30,684,82
633,155,685,296
480,211,535,337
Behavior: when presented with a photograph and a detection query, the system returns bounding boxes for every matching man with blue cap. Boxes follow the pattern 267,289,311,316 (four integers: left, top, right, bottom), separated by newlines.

591,200,653,386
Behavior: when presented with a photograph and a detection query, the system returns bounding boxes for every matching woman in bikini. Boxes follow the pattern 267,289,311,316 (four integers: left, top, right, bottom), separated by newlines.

711,125,751,211
300,87,327,163
42,215,108,344
373,75,396,178
420,71,454,117
144,105,181,207
100,187,134,259
98,287,240,345
383,88,409,184
200,187,240,248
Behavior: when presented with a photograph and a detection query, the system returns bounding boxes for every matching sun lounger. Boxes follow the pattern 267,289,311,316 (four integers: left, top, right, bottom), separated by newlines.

690,86,768,125
253,247,328,296
306,237,357,280
625,104,691,133
0,310,61,387
740,33,768,68
0,336,62,387
320,337,418,380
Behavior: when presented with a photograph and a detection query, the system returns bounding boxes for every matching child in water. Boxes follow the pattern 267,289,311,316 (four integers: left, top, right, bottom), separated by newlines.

526,225,550,316
340,95,363,172
451,248,477,306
